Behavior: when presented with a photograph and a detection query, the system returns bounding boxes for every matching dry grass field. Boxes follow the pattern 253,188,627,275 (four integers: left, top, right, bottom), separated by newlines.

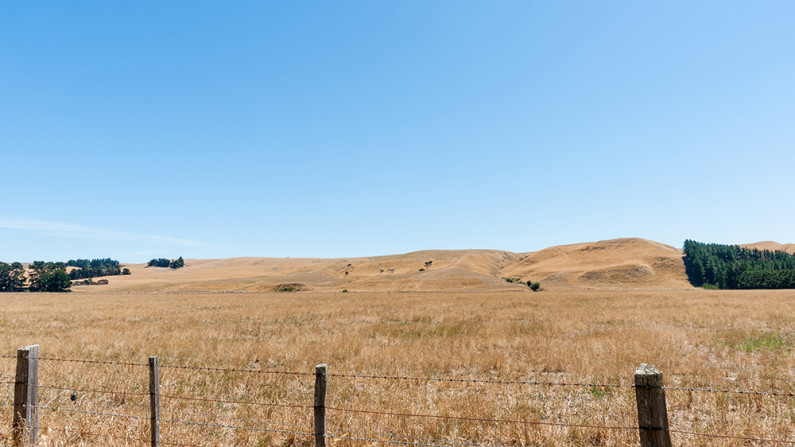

0,288,792,446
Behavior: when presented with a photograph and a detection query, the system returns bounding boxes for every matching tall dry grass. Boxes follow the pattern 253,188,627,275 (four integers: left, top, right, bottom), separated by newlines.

0,289,792,446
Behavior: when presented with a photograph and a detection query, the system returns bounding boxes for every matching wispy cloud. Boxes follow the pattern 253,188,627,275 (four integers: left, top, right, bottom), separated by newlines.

0,217,210,248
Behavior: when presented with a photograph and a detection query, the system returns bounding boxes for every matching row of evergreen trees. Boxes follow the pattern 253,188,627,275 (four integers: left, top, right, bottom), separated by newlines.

0,261,72,292
683,240,795,289
66,258,129,279
148,257,185,269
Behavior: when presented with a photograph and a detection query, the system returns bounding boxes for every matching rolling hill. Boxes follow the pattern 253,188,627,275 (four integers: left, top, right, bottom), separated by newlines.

73,238,698,293
500,238,690,289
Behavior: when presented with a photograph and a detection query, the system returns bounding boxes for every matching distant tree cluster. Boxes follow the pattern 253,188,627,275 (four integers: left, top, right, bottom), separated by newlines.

148,258,170,267
0,261,72,292
67,258,123,279
683,240,795,289
148,257,185,269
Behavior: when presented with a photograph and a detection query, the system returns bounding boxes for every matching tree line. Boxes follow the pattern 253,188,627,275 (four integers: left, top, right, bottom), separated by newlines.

1,258,130,292
683,239,795,289
67,258,130,279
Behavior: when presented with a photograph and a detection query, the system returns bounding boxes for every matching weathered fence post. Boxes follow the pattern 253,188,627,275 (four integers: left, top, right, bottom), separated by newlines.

314,364,327,447
634,364,672,447
13,345,39,447
149,356,160,447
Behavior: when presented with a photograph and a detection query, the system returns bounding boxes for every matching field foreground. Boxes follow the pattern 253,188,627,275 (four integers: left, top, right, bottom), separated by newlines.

0,289,792,446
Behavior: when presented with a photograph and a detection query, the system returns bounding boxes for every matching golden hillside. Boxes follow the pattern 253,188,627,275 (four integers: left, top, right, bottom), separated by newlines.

74,238,695,293
501,238,689,289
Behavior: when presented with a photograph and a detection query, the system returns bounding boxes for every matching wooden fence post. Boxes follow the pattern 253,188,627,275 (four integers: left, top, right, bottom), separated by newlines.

314,364,327,447
149,356,160,447
634,364,672,447
13,345,39,447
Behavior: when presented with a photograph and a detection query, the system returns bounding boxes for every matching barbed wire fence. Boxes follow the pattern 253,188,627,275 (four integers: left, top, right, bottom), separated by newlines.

2,346,793,446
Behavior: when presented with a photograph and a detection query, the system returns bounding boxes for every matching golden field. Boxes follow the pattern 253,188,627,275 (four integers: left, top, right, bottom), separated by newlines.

0,288,792,446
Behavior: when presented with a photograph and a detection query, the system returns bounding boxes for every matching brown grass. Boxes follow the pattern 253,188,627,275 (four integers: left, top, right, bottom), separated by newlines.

0,289,792,446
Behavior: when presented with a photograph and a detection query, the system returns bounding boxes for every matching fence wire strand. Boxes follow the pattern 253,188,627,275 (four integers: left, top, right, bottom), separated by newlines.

160,416,317,438
664,385,794,397
161,407,311,433
326,406,639,432
39,356,147,368
38,383,149,398
159,392,313,410
160,363,313,376
330,371,793,397
34,354,312,377
329,372,634,389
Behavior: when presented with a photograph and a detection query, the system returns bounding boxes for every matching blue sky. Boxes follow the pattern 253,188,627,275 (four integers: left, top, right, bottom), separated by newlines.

1,1,794,262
